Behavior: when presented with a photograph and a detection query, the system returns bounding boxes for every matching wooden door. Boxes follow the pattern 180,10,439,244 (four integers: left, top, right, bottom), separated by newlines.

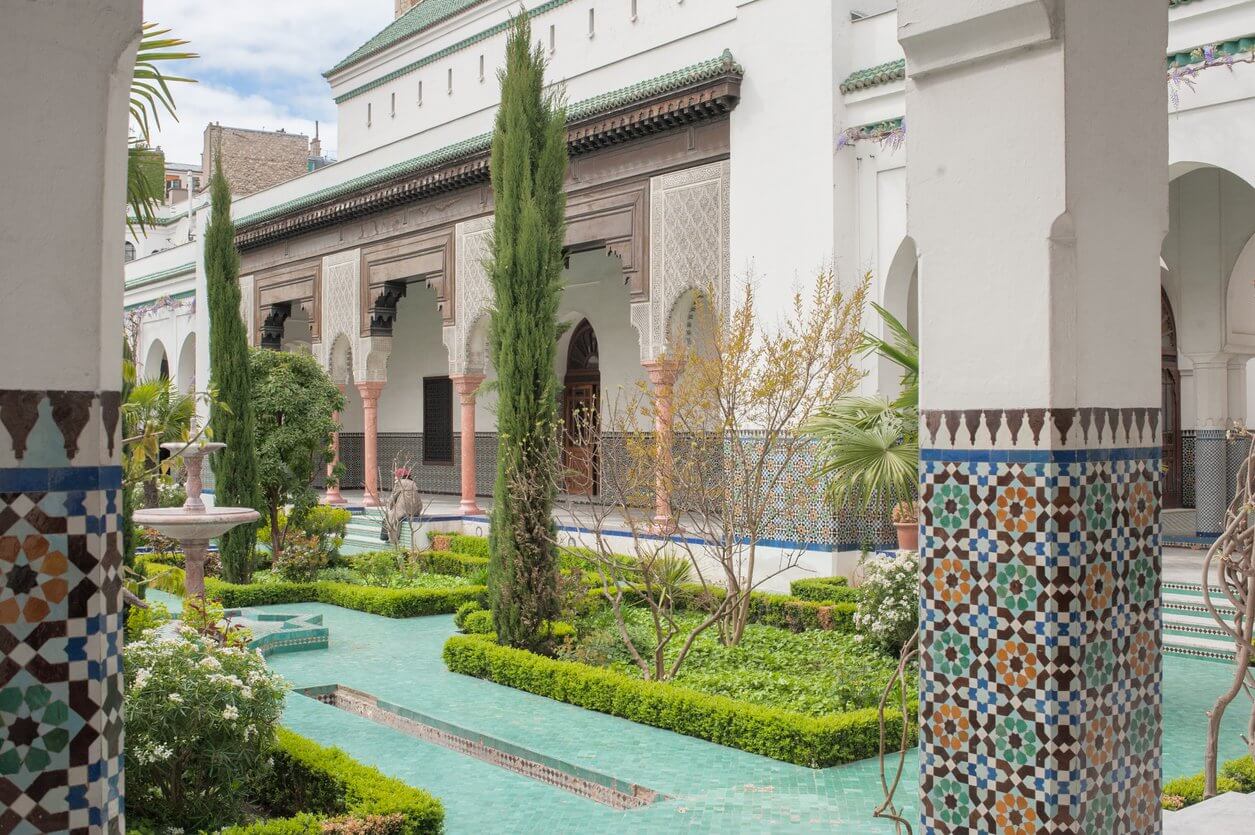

1162,290,1182,508
562,319,600,496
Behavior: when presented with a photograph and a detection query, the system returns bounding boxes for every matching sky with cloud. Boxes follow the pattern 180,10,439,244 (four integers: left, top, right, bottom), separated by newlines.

143,0,394,166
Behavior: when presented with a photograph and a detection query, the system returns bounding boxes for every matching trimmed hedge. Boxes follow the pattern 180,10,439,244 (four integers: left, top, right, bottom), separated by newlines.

1162,755,1255,809
443,634,913,767
219,727,443,833
139,560,484,618
432,533,490,559
790,577,861,604
461,609,494,634
414,549,489,577
678,584,858,633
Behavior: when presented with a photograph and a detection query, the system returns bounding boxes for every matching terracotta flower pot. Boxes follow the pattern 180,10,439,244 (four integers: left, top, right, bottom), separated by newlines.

894,521,919,551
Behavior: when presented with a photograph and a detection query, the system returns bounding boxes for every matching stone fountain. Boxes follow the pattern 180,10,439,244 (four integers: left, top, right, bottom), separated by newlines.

133,441,259,597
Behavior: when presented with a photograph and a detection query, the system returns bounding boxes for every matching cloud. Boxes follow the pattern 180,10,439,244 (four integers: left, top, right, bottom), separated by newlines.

142,0,393,163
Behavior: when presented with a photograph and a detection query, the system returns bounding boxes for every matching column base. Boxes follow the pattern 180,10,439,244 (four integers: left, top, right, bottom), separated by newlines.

648,516,683,536
459,499,485,516
362,495,382,508
321,488,348,506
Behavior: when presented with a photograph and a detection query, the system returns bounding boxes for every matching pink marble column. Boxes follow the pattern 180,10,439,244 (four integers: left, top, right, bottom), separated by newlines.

451,374,486,515
321,384,348,505
643,359,683,533
356,381,386,507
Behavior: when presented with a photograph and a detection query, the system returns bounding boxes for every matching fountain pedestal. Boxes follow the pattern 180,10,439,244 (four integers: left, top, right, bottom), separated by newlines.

134,441,259,597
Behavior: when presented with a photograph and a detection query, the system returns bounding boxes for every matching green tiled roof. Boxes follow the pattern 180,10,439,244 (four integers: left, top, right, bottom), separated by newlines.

327,0,489,76
1167,34,1255,68
125,289,195,311
1168,0,1203,6
839,59,905,94
125,261,196,290
334,0,577,104
126,211,188,227
240,50,741,229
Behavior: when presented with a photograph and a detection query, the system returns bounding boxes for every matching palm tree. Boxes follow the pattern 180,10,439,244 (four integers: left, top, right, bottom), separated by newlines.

803,304,919,516
127,22,197,234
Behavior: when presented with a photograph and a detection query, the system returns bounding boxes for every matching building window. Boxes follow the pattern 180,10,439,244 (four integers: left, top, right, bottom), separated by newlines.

630,0,637,20
447,67,453,94
549,24,556,53
124,241,136,262
418,80,424,106
479,54,485,81
192,176,200,190
588,8,595,38
367,102,372,127
390,92,396,117
423,377,454,465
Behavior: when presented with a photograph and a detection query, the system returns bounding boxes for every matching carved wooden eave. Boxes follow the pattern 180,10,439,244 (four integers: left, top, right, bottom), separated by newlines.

234,69,742,251
253,258,322,345
564,180,649,301
358,227,456,336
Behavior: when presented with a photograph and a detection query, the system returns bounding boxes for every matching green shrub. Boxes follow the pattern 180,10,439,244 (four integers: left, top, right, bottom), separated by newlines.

462,609,495,634
432,533,490,559
443,634,913,767
1160,756,1254,809
415,549,490,577
220,727,442,834
678,584,858,633
125,626,288,829
454,601,482,630
789,577,860,604
125,600,171,641
273,535,331,582
138,560,483,618
1223,755,1255,791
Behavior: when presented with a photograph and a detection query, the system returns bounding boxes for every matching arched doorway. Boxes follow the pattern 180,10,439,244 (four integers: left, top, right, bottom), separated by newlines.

562,319,599,495
1162,289,1182,508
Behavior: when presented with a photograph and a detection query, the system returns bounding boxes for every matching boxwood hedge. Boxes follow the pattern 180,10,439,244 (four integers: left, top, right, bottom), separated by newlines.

219,727,443,833
442,633,913,767
138,559,484,618
677,584,859,633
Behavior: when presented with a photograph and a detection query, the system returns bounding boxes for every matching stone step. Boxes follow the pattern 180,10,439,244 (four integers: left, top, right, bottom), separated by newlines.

1163,592,1239,619
1163,632,1238,662
1163,612,1231,637
1165,791,1255,834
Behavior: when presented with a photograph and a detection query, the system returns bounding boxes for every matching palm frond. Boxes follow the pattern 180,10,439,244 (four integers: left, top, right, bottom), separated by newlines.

126,22,197,233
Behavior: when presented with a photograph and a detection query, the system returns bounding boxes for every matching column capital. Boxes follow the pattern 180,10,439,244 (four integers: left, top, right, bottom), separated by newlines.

642,358,684,388
450,373,486,403
355,380,386,401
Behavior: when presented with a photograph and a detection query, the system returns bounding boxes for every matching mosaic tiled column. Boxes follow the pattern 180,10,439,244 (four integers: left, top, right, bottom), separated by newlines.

321,386,347,506
1,2,137,830
899,1,1166,830
0,393,126,831
357,381,385,507
450,374,485,515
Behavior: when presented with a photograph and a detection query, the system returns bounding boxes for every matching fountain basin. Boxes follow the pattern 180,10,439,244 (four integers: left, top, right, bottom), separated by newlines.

132,506,261,541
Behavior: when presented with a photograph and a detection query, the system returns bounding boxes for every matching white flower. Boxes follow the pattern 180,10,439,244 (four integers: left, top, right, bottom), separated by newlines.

197,656,221,670
222,704,239,720
133,668,151,690
239,687,253,700
151,743,173,761
167,692,184,704
244,724,256,739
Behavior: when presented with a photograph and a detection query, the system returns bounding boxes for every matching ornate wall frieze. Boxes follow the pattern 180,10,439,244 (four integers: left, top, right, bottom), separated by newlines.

920,406,1162,450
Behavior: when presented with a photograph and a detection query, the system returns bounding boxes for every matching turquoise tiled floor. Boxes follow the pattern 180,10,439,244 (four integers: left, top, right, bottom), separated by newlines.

148,592,1254,833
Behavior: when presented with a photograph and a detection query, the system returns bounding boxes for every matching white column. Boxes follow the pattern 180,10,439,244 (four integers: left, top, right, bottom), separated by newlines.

901,1,1166,831
0,1,139,829
1191,354,1231,535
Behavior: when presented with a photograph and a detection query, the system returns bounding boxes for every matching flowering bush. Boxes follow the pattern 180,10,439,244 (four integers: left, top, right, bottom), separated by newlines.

854,550,919,655
273,534,330,582
124,628,287,829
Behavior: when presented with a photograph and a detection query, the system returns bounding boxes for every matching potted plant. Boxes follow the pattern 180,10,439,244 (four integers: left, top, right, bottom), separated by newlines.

891,500,919,551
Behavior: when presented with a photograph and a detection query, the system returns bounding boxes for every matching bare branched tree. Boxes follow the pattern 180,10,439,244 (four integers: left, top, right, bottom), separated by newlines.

511,268,870,676
371,451,428,554
1202,424,1255,796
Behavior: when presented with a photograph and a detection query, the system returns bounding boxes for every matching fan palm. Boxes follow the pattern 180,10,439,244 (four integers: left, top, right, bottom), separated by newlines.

803,304,919,513
127,23,197,234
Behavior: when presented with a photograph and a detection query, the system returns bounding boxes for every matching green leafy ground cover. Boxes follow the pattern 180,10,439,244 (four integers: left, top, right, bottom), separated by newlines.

563,607,901,716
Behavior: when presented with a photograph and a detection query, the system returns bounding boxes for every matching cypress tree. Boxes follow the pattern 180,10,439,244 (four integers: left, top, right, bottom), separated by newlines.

487,13,568,649
205,158,259,582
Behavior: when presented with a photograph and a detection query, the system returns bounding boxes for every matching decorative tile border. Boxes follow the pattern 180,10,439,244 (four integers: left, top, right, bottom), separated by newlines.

919,420,1162,833
298,684,662,810
920,406,1160,450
